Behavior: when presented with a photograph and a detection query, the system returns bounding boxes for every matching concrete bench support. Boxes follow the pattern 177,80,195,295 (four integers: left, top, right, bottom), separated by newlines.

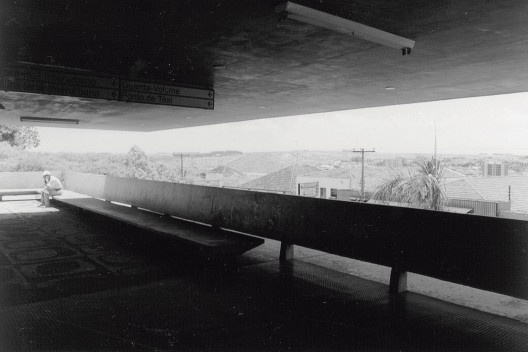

280,242,294,263
389,263,408,298
0,189,41,201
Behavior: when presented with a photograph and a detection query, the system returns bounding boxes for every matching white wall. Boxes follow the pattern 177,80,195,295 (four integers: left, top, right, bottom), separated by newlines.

297,176,351,199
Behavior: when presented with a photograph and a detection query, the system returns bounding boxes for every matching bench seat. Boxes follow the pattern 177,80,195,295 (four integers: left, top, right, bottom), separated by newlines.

53,195,264,258
0,188,41,201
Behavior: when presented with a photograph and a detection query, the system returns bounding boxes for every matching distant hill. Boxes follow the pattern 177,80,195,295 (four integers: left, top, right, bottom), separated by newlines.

172,151,243,158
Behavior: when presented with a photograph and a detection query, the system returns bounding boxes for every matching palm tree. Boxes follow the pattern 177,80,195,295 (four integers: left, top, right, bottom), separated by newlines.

371,157,447,211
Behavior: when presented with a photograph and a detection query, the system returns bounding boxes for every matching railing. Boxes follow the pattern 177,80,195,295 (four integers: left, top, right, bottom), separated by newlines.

3,171,527,301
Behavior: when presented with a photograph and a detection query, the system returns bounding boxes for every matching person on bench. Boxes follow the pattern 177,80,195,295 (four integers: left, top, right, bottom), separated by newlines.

39,171,63,207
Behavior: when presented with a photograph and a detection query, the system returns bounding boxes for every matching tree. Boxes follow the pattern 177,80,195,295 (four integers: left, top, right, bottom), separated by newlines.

371,157,447,211
119,145,153,179
0,125,40,149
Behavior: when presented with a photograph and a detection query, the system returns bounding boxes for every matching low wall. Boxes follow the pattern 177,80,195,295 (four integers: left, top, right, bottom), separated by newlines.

63,172,106,199
0,171,62,189
500,211,528,221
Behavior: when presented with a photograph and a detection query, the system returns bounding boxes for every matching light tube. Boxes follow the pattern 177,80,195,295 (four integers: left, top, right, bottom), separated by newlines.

20,116,79,125
276,2,415,53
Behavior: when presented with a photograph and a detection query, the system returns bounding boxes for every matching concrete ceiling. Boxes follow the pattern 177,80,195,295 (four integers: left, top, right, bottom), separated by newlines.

1,0,528,131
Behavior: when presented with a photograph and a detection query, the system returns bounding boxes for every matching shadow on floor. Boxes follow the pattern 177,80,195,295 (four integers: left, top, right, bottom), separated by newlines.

1,201,528,351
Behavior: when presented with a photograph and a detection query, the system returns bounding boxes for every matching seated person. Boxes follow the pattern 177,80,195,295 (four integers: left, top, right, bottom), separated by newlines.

39,171,63,207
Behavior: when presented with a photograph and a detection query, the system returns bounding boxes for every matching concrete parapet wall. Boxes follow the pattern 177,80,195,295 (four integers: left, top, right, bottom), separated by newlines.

63,172,106,199
0,171,62,189
104,176,216,223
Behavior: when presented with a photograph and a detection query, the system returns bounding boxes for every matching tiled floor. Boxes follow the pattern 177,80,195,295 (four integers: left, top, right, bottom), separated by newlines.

1,200,528,351
0,201,164,307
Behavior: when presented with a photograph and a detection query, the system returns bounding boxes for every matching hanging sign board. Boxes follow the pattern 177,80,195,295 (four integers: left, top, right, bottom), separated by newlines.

1,66,118,100
0,65,214,109
121,80,214,109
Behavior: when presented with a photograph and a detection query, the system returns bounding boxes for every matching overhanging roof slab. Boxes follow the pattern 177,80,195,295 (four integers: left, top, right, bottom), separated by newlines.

1,1,528,131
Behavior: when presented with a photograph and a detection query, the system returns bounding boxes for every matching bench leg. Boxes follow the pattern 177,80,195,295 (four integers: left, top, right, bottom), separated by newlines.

389,265,408,298
279,242,294,263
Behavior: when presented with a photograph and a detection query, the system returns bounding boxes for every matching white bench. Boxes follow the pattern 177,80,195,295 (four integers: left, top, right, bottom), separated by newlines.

0,189,41,201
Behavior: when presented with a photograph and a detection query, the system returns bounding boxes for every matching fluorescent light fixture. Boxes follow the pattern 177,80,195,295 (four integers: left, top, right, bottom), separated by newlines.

20,116,79,125
276,2,415,54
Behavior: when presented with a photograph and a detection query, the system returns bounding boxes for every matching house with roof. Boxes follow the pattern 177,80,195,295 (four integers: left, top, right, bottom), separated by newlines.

296,165,394,200
238,165,320,194
444,176,528,219
193,165,246,187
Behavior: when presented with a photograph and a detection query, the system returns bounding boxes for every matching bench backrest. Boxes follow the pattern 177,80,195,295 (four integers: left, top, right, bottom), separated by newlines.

68,173,528,300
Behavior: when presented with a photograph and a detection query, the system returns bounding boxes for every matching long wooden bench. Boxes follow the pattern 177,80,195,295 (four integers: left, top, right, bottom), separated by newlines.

0,188,41,201
52,195,264,258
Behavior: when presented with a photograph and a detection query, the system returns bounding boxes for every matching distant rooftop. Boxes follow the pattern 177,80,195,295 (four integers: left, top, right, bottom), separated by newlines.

442,168,467,179
239,165,319,194
300,165,398,192
445,176,528,213
207,165,244,178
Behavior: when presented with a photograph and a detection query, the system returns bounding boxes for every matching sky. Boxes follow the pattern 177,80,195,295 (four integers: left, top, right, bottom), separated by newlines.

35,92,528,155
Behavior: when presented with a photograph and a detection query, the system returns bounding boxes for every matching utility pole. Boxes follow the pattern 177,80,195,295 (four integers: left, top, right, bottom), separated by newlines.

434,119,437,161
353,148,375,201
180,153,184,181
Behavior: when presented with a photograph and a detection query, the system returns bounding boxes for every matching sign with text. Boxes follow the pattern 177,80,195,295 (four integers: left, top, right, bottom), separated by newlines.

121,80,214,109
121,80,213,100
1,66,118,101
1,65,214,109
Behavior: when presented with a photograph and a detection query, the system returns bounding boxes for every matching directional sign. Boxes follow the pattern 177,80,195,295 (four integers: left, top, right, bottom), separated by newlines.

121,90,213,109
4,79,118,100
121,80,214,100
3,66,118,89
1,65,214,109
121,80,214,109
1,66,118,101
